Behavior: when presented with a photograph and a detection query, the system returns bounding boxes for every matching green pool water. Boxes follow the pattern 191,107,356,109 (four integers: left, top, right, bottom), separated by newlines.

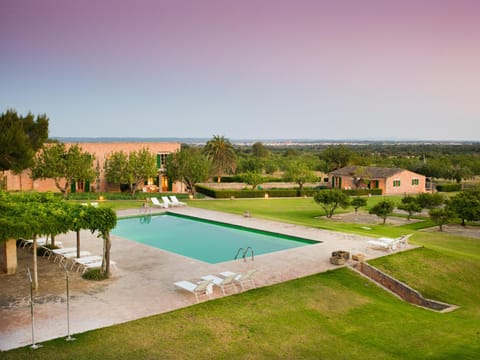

111,213,318,264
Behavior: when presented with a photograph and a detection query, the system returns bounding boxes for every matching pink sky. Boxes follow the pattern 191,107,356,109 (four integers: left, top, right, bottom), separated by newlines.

1,0,479,140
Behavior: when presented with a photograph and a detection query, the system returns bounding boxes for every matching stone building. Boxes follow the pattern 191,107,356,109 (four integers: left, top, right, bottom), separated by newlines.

3,141,183,193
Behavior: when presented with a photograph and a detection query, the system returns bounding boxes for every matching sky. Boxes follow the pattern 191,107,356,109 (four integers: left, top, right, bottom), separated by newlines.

1,0,479,141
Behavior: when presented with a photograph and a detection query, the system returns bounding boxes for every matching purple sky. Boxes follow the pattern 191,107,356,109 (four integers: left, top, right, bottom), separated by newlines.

1,0,479,140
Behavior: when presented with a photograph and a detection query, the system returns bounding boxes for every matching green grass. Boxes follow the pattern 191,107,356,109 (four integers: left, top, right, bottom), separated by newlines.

3,198,480,359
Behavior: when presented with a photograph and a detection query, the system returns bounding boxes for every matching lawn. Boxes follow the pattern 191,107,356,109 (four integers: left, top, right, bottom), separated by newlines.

3,198,479,359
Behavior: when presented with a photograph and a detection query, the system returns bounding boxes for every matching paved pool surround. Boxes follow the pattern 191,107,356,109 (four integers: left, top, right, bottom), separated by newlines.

0,206,412,351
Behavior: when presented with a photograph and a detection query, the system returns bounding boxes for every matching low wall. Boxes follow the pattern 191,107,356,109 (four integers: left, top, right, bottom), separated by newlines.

352,262,456,312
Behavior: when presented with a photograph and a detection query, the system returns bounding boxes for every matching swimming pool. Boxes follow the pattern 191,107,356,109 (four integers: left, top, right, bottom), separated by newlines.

111,213,318,264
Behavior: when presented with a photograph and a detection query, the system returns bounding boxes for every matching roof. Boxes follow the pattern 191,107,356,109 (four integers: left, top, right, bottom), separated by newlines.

329,166,406,179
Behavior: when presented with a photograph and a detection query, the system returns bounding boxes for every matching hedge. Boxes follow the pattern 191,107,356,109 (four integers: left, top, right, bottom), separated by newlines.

436,183,462,192
194,185,379,198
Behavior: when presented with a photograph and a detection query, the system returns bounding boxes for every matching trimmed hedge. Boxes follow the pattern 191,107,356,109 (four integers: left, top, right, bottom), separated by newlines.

195,184,378,198
436,183,462,192
343,188,382,196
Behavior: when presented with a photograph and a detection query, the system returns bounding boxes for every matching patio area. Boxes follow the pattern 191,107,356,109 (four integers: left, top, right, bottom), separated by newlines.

0,207,411,351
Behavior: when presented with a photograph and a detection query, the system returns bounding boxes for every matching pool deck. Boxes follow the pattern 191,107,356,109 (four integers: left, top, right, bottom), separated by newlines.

0,206,413,351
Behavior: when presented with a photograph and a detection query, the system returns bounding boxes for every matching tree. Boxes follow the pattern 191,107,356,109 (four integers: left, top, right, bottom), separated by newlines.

314,190,350,218
320,145,353,171
446,191,480,226
0,109,49,189
283,159,318,192
416,193,444,210
351,196,367,214
31,143,96,198
397,196,422,220
104,148,157,197
252,142,269,157
0,192,117,284
242,171,264,190
165,147,212,195
203,135,237,182
429,208,455,231
369,199,395,224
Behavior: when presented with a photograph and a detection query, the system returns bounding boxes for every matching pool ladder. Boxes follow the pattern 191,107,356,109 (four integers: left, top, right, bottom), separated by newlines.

139,205,152,224
234,246,254,262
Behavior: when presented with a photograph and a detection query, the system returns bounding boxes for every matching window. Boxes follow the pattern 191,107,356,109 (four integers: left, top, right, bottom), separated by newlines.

393,180,401,187
157,153,168,169
412,178,419,186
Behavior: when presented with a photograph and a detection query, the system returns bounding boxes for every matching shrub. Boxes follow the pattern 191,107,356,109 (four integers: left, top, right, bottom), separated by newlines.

82,268,109,281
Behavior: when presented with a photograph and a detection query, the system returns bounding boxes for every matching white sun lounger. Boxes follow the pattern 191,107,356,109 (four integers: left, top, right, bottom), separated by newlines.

81,259,118,273
174,279,213,302
201,273,238,295
220,269,257,291
150,197,168,208
72,255,103,271
367,239,400,252
162,196,177,207
169,195,186,206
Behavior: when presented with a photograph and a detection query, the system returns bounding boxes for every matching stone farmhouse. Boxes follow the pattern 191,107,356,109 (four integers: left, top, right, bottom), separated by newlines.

329,166,427,195
3,142,183,193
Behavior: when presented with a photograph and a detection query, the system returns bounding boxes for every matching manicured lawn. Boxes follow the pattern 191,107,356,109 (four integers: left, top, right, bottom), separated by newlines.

4,198,479,359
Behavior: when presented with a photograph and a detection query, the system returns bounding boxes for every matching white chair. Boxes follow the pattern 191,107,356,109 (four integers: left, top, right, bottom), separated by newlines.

201,273,238,295
174,279,213,302
169,195,186,206
150,197,168,208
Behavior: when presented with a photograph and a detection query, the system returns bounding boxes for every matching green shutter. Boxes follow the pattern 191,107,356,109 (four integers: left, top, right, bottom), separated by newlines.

85,180,90,192
70,181,76,193
156,154,161,168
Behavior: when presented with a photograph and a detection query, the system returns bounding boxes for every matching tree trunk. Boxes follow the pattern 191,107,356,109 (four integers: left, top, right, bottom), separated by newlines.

102,232,111,276
32,236,39,290
18,173,23,190
76,230,81,258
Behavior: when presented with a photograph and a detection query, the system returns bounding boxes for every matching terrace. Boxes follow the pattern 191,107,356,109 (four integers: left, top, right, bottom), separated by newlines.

0,206,400,351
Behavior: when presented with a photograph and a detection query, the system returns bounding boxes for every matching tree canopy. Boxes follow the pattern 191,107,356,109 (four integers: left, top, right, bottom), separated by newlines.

104,148,157,196
314,189,350,218
203,135,237,182
165,147,212,194
369,199,396,224
0,192,117,288
31,143,96,198
0,109,49,174
283,158,318,192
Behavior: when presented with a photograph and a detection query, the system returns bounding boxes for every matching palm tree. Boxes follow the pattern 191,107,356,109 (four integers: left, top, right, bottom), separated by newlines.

203,135,237,182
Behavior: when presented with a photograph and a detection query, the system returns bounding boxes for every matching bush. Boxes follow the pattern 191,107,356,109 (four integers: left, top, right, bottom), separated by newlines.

436,183,462,192
82,268,109,281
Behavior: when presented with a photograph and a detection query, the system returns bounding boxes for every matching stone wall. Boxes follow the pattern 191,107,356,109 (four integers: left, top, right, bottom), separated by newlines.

353,262,455,312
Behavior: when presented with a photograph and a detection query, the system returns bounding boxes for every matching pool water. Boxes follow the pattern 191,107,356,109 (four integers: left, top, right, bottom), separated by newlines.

111,213,317,264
